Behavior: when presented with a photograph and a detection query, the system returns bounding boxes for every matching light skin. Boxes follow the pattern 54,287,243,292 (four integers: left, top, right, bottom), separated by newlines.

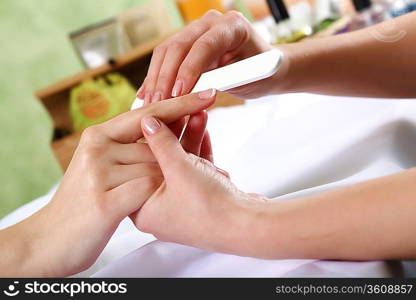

0,91,217,277
134,10,416,260
137,115,416,261
2,10,416,277
138,10,416,99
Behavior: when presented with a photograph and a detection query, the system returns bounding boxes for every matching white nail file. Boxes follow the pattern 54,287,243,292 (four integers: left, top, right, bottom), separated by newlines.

131,49,283,110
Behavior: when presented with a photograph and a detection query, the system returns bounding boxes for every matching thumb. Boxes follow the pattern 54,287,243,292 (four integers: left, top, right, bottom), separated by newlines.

141,116,188,180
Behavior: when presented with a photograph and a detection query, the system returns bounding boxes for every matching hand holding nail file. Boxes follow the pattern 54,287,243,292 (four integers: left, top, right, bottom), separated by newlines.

131,49,283,110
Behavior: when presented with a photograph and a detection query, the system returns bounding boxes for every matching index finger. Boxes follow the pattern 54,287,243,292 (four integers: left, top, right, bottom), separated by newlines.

100,89,217,144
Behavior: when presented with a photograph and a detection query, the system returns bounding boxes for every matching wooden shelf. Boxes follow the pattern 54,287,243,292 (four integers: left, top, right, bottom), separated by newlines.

35,33,243,171
36,35,170,101
35,34,175,132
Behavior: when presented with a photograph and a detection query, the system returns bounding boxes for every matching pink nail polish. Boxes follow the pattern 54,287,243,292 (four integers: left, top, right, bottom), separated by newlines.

152,91,162,103
143,117,161,135
198,89,216,100
171,80,183,98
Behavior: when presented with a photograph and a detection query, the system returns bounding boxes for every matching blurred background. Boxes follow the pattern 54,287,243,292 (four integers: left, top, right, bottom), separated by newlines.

0,0,414,218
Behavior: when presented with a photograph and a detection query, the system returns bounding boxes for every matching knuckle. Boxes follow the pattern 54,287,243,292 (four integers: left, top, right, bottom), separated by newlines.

191,155,213,170
204,9,222,19
167,40,186,51
81,125,103,144
79,145,105,168
153,44,166,55
226,10,244,22
196,36,216,51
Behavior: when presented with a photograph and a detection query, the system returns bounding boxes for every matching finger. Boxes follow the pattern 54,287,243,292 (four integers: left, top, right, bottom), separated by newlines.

152,48,189,101
141,116,188,181
200,130,214,162
176,14,248,94
107,162,162,190
100,89,216,144
169,118,187,139
140,46,167,102
111,143,155,165
152,28,209,100
181,111,207,155
136,84,145,100
105,176,163,219
145,10,222,99
194,155,229,178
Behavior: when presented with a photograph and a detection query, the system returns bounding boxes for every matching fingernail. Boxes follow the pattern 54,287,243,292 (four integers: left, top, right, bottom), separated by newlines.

137,85,144,97
152,91,162,103
171,80,183,98
144,92,152,105
143,117,161,135
198,89,216,100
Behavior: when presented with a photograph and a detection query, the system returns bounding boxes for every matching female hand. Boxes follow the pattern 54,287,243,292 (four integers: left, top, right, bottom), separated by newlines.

136,94,416,261
137,10,287,102
133,97,270,257
0,91,215,277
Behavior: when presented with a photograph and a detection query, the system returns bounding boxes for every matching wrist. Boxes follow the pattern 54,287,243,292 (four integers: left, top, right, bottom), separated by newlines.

221,194,297,259
217,193,279,258
272,43,311,95
0,210,53,276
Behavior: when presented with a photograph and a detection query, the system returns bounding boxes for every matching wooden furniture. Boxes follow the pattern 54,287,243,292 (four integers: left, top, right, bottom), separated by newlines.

35,34,243,171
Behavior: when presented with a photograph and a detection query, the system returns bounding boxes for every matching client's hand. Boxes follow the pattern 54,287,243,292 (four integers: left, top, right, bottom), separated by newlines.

0,91,215,277
134,105,269,256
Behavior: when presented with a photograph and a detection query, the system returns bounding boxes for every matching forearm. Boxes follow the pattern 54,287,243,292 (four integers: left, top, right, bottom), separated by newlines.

0,202,99,277
0,211,49,276
276,12,416,98
245,168,416,260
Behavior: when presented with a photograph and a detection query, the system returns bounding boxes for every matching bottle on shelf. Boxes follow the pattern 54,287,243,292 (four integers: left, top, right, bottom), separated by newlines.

265,0,293,43
349,0,390,30
314,0,342,32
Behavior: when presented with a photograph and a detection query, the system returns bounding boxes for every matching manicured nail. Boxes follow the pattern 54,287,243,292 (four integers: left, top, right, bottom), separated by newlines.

137,85,144,97
152,91,162,103
198,89,216,100
143,117,161,135
171,80,183,98
144,92,152,105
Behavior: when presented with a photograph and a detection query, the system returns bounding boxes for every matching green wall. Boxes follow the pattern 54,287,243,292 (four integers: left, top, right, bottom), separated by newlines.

0,0,183,218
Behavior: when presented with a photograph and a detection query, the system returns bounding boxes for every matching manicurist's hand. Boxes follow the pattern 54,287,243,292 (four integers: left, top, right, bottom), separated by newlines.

136,104,416,261
137,9,284,102
0,91,216,277
133,91,269,256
